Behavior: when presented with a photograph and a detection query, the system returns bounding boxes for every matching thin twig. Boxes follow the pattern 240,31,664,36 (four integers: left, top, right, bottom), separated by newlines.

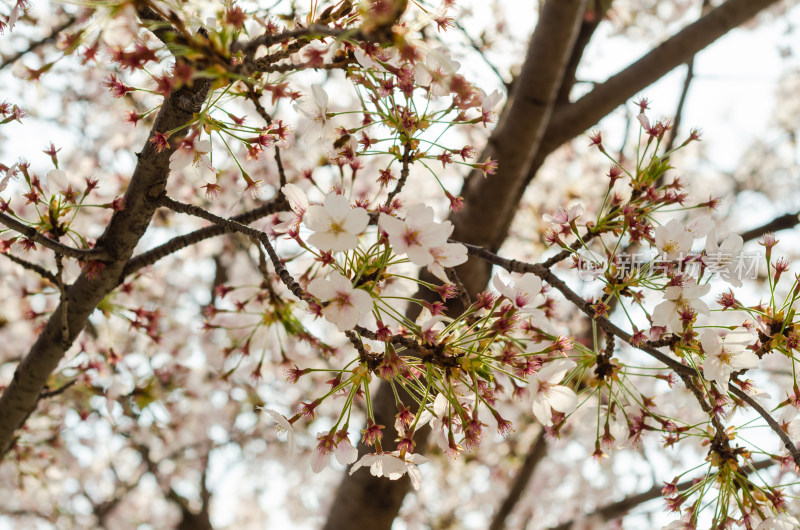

121,198,287,277
244,87,288,191
549,458,775,529
488,429,548,530
663,0,708,153
729,386,800,466
739,212,800,243
0,211,107,261
0,252,58,283
157,195,307,301
39,379,77,399
0,15,77,71
385,143,412,207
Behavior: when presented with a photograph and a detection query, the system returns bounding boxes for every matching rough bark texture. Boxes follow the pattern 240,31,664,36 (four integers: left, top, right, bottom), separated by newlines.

322,0,784,528
0,81,210,455
449,0,589,302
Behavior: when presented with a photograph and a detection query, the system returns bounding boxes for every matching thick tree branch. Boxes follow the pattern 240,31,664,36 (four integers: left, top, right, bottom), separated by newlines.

484,0,785,263
448,0,589,302
543,0,783,158
0,72,211,457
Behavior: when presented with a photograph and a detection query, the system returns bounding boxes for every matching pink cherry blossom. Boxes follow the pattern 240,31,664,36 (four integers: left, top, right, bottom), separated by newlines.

700,329,758,388
304,192,369,252
529,358,578,426
379,204,451,267
651,283,711,333
307,271,372,331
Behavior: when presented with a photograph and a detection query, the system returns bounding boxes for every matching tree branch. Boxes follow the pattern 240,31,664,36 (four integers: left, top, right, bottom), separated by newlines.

543,0,783,157
729,386,800,465
0,15,77,71
121,198,287,278
156,195,308,302
483,0,785,267
0,251,57,284
0,211,108,260
0,66,211,457
739,211,800,243
463,241,800,467
550,458,775,529
447,0,589,303
488,429,548,530
323,3,590,529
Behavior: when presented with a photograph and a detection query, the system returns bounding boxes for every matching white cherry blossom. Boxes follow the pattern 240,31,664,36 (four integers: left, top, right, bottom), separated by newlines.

304,192,369,252
705,229,745,287
662,516,696,529
349,451,428,490
307,271,372,331
379,204,451,266
651,283,711,332
169,139,216,179
414,48,460,97
311,431,358,473
654,219,694,260
294,84,333,144
685,215,713,239
274,183,309,233
426,241,468,283
756,514,800,530
700,329,758,388
260,408,295,453
529,358,578,426
417,393,450,452
0,163,19,198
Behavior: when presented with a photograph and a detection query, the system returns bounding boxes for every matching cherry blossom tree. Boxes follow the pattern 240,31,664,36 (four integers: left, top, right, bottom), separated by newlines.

1,1,800,529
